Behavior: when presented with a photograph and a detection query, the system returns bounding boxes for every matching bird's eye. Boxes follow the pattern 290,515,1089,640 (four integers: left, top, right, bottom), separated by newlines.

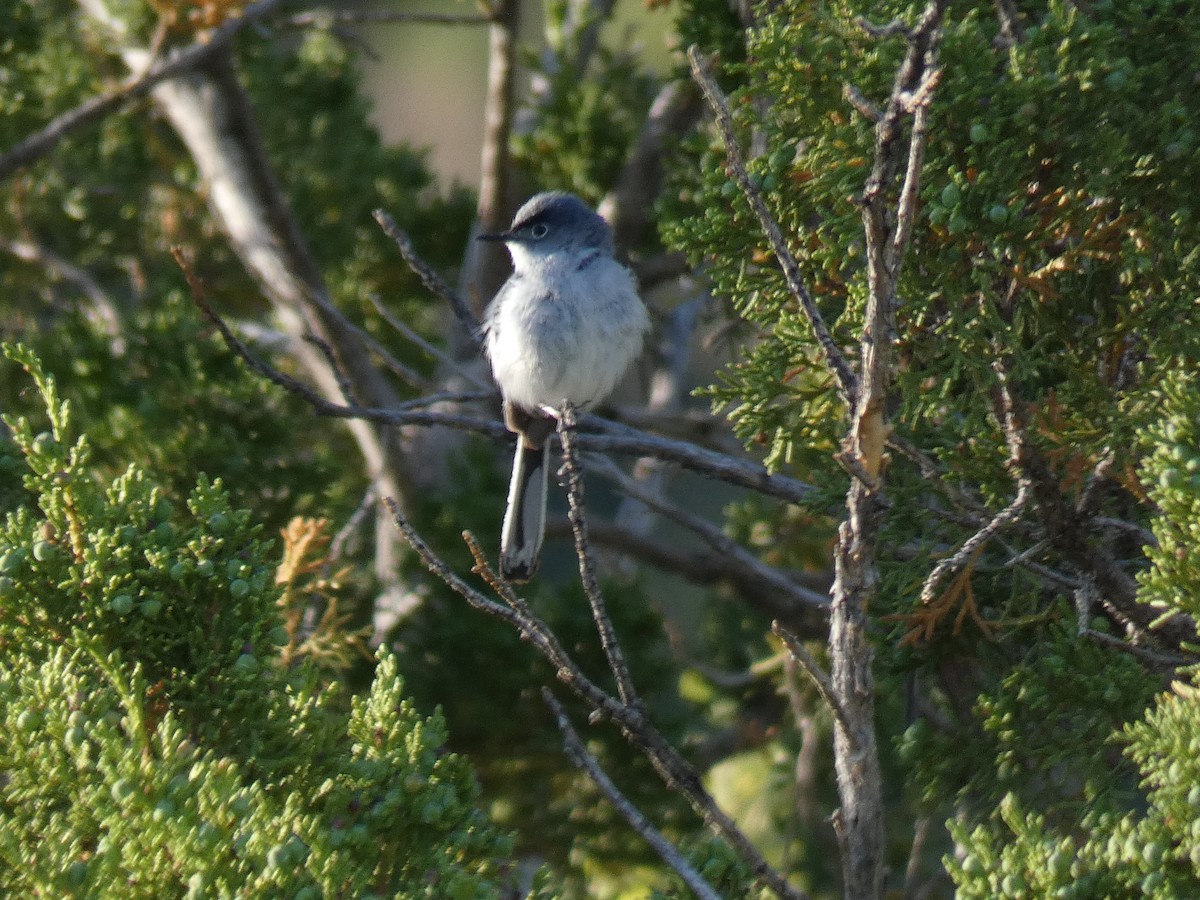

530,223,550,239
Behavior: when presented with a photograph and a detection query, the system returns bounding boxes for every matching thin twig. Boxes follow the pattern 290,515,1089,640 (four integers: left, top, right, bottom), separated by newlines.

579,415,816,505
328,305,431,389
548,517,828,634
843,83,882,123
559,404,640,707
386,500,807,900
587,455,830,614
462,531,536,620
1082,628,1194,671
888,434,990,519
543,689,722,900
328,483,378,563
889,68,941,278
373,208,483,352
366,292,491,390
303,331,358,406
688,45,859,410
918,482,1029,607
773,623,851,736
0,0,288,180
284,9,495,28
855,16,908,38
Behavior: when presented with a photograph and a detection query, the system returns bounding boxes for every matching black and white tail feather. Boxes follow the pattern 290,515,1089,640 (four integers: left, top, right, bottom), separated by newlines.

500,441,549,581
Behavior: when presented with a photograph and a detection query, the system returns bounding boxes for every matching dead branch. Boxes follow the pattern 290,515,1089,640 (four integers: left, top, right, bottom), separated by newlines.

284,9,496,28
543,689,723,900
688,45,859,410
373,209,483,353
557,403,639,706
385,499,808,900
830,3,947,897
773,623,850,736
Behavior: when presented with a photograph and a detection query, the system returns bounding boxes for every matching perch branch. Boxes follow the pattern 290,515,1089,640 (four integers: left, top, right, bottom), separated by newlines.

558,403,640,707
385,501,808,900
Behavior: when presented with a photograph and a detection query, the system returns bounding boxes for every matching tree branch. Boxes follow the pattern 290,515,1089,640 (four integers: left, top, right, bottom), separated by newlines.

773,622,850,736
373,209,483,353
829,4,947,897
688,45,859,410
0,0,288,181
385,501,808,900
558,403,640,707
586,455,830,616
543,689,723,900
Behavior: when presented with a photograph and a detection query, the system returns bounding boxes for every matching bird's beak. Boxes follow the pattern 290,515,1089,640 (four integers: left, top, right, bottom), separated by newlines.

477,230,511,243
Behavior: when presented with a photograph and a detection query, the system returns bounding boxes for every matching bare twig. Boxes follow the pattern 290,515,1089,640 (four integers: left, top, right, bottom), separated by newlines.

559,403,639,707
890,67,941,278
284,9,495,28
1081,628,1194,671
366,292,491,390
918,482,1029,607
328,483,378,563
543,690,722,900
843,83,882,123
373,208,483,352
888,434,990,519
773,623,850,735
688,45,859,410
579,415,816,505
547,518,828,634
320,308,430,390
303,331,359,406
587,455,830,615
385,499,809,900
855,16,908,38
0,0,288,180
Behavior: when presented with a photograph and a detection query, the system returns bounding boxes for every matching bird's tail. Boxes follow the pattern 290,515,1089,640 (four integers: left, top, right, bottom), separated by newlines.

500,441,549,581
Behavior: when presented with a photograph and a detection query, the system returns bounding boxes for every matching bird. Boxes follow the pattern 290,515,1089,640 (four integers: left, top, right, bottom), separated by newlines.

481,192,650,581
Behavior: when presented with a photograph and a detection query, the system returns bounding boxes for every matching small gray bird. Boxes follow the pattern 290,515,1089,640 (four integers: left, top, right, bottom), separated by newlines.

481,192,649,581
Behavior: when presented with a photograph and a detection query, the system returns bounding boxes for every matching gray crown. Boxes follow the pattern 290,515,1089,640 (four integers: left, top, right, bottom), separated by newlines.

482,191,614,253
